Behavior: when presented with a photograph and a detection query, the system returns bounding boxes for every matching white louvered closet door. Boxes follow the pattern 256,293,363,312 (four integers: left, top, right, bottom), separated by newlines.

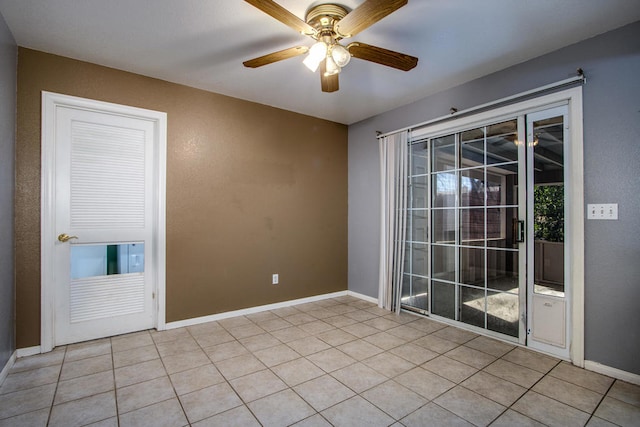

54,106,155,345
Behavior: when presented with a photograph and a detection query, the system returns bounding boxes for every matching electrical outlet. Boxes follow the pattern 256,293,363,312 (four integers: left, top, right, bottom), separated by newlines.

587,203,618,220
272,274,279,285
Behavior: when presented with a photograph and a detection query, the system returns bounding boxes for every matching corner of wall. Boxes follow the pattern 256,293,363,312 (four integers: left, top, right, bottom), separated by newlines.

0,9,18,372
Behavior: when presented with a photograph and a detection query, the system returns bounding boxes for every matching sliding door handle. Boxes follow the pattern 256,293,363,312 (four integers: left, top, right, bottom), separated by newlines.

516,220,525,243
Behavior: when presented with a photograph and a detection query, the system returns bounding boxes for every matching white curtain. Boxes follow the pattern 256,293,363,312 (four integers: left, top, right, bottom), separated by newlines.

378,131,409,313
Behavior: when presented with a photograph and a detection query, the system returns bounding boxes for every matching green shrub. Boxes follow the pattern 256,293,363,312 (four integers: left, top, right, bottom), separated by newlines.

534,185,564,242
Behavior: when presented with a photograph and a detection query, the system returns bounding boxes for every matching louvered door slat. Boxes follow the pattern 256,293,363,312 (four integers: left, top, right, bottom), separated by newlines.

70,121,146,229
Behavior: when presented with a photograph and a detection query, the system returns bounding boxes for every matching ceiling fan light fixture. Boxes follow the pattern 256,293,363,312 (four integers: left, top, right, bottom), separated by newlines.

243,0,418,93
303,41,328,72
330,43,351,67
324,55,340,76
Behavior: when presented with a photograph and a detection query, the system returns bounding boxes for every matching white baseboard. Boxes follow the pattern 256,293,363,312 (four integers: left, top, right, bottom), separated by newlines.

0,351,17,386
584,360,640,385
16,346,41,358
347,290,378,304
165,290,351,330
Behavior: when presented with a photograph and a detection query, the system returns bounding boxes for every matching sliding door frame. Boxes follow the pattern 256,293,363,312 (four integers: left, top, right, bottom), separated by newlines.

408,86,584,365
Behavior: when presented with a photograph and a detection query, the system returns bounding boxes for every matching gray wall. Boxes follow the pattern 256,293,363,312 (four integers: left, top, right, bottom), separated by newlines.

0,12,16,370
348,21,640,374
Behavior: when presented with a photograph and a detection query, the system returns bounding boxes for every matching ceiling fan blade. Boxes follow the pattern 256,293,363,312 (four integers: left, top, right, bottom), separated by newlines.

319,62,339,92
348,42,418,71
243,46,309,68
245,0,316,35
335,0,407,38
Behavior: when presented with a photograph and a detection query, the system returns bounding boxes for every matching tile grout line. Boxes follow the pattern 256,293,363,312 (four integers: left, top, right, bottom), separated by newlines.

61,339,124,426
286,306,422,423
109,336,121,427
531,357,615,417
111,332,190,424
391,336,555,426
188,315,266,426
315,312,441,423
46,346,67,427
127,309,356,425
583,378,618,426
288,303,390,423
391,353,465,425
498,357,570,425
500,346,569,423
237,307,346,424
224,303,388,423
418,346,551,426
269,300,418,424
153,329,193,426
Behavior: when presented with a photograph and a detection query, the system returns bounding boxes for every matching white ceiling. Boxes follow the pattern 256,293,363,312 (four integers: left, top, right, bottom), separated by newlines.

1,0,639,124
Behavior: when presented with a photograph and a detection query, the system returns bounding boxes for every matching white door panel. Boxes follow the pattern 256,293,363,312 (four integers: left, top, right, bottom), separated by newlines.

54,107,154,345
42,92,167,349
531,295,566,347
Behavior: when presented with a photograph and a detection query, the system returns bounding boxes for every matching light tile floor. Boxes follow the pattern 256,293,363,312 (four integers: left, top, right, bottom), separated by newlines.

1,295,639,426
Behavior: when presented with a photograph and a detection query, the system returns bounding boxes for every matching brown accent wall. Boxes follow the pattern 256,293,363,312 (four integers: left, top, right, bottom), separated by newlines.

16,48,347,348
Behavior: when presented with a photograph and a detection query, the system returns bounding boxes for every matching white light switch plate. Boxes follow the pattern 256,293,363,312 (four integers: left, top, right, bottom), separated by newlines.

587,203,618,220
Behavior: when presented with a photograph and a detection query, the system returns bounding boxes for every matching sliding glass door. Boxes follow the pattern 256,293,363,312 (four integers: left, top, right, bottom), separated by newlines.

402,104,572,357
395,84,584,361
403,118,526,340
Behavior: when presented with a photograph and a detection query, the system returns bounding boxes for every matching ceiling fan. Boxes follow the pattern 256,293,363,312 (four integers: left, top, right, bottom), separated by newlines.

243,0,419,92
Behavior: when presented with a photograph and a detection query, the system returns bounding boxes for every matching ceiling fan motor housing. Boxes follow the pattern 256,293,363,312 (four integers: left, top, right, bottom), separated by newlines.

305,4,349,40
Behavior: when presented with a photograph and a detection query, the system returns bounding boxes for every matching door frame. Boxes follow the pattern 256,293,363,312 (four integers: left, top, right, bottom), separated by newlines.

41,91,167,352
409,86,584,365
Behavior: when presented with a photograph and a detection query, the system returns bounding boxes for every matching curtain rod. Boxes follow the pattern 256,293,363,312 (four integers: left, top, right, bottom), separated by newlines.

376,72,586,139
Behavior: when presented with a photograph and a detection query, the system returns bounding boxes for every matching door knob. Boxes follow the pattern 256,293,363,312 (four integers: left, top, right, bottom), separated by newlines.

57,233,78,243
